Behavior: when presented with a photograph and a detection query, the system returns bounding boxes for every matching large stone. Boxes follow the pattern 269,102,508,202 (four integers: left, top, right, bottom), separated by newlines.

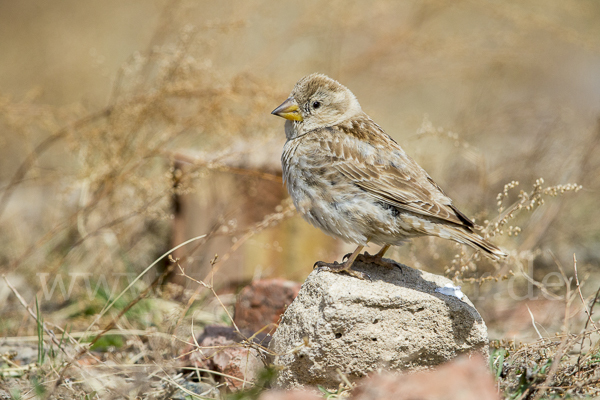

183,326,265,390
352,354,499,400
258,390,323,400
269,260,488,390
234,279,302,334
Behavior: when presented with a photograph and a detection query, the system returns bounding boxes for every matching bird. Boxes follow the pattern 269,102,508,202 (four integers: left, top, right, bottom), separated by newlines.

271,73,506,279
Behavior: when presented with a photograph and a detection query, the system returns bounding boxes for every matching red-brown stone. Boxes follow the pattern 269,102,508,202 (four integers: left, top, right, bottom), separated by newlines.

233,279,301,334
183,325,266,390
352,354,501,400
258,390,323,400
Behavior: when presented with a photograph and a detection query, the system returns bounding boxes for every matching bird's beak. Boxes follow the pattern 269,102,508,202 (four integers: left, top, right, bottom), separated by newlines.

271,97,303,121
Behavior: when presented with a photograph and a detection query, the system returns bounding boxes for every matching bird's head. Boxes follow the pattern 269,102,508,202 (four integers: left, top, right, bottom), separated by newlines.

272,73,362,139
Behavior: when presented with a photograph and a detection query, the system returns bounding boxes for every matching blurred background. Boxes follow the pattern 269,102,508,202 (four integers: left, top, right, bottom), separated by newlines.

1,0,599,340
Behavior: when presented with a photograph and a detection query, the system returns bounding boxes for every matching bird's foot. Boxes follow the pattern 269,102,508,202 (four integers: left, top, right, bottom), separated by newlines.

313,260,370,280
343,251,402,271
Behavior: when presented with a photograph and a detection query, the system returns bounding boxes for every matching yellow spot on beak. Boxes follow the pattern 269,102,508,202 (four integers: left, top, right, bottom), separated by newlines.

271,97,303,121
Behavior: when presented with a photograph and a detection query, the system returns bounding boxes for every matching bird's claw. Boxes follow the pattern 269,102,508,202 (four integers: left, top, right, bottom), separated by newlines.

355,253,402,271
343,251,374,262
314,260,370,280
358,271,372,281
314,260,341,269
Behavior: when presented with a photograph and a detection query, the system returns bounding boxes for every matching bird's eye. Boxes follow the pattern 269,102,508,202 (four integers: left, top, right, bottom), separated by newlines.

312,101,321,109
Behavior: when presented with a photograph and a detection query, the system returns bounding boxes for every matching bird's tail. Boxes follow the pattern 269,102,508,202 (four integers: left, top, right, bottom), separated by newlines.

447,227,507,261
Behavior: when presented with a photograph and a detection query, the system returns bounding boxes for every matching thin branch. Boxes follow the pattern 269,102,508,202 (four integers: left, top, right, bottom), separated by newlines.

573,253,598,330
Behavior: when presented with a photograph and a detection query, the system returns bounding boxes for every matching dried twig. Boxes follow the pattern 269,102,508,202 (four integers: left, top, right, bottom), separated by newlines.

576,285,600,370
572,253,598,330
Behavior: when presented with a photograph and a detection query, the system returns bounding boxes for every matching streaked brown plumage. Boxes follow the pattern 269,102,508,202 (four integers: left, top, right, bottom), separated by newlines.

272,73,506,279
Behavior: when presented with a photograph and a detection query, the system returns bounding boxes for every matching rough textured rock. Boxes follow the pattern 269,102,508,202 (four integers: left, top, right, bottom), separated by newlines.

179,278,301,390
352,354,500,400
269,260,489,390
183,326,266,390
234,279,302,334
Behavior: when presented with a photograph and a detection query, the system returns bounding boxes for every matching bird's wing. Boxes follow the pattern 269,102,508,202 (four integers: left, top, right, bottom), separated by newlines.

313,124,474,229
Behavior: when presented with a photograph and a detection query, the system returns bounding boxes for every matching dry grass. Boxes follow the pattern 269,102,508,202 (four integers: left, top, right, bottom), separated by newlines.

490,256,600,399
1,0,600,398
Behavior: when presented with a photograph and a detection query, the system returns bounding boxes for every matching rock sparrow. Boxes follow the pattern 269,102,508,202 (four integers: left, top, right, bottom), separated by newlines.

272,73,506,279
